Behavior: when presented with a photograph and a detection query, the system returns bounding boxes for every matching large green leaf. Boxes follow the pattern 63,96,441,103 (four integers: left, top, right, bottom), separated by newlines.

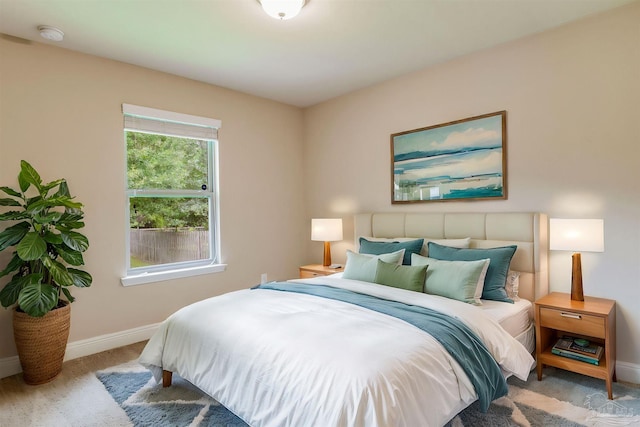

0,198,21,206
19,160,43,194
68,268,92,288
61,231,89,252
42,230,64,244
57,212,85,230
0,253,24,278
61,287,75,303
0,281,21,307
56,246,84,266
55,180,70,198
18,174,30,193
42,257,74,286
0,273,43,308
0,222,30,251
26,195,42,205
16,232,47,260
58,212,84,223
0,186,21,198
42,179,65,195
18,282,58,317
0,211,30,221
26,196,83,214
60,198,83,210
57,221,85,230
0,275,29,308
34,211,63,225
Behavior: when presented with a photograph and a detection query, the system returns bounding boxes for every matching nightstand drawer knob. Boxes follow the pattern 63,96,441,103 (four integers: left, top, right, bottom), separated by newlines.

560,312,582,320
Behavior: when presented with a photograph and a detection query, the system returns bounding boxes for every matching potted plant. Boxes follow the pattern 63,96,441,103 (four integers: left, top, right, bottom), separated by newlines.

0,160,92,384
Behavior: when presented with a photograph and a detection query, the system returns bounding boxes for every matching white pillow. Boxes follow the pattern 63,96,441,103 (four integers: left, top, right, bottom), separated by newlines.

342,249,405,283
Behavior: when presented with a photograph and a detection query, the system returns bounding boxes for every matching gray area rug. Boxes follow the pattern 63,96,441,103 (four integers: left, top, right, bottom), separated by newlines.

97,365,640,427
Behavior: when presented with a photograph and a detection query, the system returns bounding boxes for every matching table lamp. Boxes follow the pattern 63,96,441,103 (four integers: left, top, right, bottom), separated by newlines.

311,218,343,267
549,218,604,301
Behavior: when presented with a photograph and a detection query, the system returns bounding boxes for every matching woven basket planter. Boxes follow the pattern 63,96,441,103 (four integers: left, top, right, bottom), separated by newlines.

13,302,71,385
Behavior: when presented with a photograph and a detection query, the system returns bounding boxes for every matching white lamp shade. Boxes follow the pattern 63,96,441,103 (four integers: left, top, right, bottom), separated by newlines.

311,218,343,242
549,218,604,252
259,0,305,20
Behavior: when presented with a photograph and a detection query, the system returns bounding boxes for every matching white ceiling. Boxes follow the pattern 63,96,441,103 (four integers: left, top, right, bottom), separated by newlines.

0,0,634,107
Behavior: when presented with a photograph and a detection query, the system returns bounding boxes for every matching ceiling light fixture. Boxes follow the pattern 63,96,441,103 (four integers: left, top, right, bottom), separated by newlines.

38,25,64,42
258,0,306,20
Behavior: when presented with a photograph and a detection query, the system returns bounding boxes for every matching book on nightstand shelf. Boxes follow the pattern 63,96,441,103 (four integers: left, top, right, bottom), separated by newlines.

551,336,603,365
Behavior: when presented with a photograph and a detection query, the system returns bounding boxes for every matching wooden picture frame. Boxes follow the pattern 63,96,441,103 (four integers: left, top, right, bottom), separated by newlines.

391,111,507,203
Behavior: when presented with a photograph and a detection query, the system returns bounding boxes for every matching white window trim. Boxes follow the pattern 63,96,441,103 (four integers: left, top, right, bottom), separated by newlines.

122,103,221,129
121,103,222,286
121,263,227,287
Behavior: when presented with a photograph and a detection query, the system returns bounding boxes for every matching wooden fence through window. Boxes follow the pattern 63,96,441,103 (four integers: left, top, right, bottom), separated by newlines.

130,228,209,265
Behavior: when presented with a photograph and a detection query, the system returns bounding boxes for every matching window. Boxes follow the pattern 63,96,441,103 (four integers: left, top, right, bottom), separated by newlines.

121,104,224,286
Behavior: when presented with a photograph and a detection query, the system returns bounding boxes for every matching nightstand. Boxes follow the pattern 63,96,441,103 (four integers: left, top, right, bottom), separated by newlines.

299,264,343,279
535,292,616,399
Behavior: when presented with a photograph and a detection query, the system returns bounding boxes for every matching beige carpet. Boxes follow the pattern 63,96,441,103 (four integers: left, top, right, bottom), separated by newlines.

0,342,146,427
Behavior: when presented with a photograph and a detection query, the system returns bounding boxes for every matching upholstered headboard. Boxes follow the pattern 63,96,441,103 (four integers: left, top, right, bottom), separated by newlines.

354,212,549,302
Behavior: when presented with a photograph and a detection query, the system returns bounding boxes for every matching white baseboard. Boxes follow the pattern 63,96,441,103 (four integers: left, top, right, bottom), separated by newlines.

0,322,160,380
0,356,20,381
617,360,640,385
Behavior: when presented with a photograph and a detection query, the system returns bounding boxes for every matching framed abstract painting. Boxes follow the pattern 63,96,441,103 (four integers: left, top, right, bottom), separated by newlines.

391,111,507,203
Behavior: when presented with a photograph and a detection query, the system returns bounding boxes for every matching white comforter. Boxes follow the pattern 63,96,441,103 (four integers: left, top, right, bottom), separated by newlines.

139,276,534,427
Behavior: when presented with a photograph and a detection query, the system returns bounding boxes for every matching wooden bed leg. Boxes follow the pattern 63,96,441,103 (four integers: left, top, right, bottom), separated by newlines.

162,370,173,387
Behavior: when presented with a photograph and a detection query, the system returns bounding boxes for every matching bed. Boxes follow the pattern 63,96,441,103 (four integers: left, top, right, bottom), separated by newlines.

139,212,548,426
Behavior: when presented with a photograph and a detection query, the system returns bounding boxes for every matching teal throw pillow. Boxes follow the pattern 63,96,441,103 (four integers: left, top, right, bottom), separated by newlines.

426,242,516,303
373,260,427,293
342,249,405,283
359,238,424,265
411,254,489,305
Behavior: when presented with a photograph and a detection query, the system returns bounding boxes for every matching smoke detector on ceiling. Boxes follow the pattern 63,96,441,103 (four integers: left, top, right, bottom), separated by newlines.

38,25,64,42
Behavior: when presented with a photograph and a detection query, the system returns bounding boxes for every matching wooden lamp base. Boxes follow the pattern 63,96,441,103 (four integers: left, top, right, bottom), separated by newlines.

571,252,584,301
323,241,332,267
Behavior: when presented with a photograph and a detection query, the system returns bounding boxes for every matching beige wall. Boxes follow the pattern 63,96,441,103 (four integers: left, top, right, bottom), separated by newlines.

303,3,640,376
0,39,306,358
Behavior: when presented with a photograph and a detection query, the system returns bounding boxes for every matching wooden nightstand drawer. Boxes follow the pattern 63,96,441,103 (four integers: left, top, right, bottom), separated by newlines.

299,264,342,279
539,307,605,338
300,270,323,279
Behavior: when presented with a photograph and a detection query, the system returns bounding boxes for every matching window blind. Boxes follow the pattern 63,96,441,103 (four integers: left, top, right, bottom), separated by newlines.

123,103,220,140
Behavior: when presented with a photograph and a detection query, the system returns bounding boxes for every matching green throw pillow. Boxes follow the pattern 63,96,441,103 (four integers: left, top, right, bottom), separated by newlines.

359,238,424,265
374,260,427,293
411,254,489,305
342,249,405,283
427,242,516,303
